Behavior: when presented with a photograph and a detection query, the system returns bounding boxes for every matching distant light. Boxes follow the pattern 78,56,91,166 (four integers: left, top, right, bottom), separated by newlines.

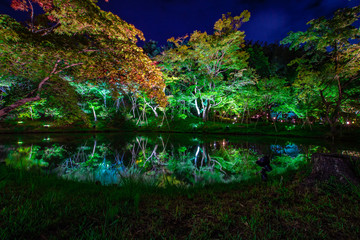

17,121,24,124
346,121,350,125
17,141,23,144
43,137,51,141
43,124,50,128
273,117,276,120
234,117,237,120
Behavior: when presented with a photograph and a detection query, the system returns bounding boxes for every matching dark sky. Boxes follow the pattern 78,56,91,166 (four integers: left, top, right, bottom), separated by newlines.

1,0,359,45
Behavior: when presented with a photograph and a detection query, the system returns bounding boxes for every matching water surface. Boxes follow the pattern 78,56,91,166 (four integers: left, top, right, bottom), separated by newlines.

1,132,359,186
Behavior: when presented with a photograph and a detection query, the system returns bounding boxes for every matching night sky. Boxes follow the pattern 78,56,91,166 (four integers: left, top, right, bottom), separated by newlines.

1,0,359,45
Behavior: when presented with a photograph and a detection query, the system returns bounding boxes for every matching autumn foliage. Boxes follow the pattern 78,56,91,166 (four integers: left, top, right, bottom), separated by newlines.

11,0,53,12
0,0,166,118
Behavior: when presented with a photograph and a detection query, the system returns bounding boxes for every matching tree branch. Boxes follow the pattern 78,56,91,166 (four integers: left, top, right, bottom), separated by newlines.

27,0,34,32
0,60,83,118
0,96,40,118
34,22,61,36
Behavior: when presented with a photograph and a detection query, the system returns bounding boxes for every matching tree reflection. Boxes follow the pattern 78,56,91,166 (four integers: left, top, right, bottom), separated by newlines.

0,134,333,186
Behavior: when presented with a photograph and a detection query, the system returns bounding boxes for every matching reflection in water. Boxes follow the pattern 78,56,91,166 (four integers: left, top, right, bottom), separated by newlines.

1,133,356,186
271,144,300,158
6,145,50,169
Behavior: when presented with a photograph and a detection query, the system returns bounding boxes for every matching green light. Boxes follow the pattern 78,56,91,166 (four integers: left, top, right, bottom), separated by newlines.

285,125,296,131
17,121,24,124
17,141,23,144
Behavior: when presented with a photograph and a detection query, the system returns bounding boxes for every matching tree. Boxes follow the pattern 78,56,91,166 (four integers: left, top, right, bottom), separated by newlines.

281,5,360,133
244,42,301,122
0,0,166,119
142,40,162,58
157,12,254,121
245,41,271,78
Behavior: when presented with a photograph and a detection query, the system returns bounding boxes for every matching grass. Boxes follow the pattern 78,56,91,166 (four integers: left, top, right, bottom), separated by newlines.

2,117,360,143
1,163,360,239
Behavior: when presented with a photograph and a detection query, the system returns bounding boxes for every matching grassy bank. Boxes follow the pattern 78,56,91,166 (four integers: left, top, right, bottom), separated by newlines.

1,164,360,239
1,118,360,141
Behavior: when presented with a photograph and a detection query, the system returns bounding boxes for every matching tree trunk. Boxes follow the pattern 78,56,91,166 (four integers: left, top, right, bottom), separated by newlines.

144,100,159,118
92,106,97,122
194,98,201,117
202,103,211,121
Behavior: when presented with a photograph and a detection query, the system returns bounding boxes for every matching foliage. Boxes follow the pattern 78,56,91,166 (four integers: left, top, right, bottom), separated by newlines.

157,12,254,121
281,5,360,132
0,0,166,119
1,3,360,131
5,144,65,169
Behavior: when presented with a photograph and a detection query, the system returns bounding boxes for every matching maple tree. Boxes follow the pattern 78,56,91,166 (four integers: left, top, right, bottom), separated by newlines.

0,0,166,118
157,12,254,121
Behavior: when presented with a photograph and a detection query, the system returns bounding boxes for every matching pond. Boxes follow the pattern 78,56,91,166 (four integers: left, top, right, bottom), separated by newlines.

1,132,359,186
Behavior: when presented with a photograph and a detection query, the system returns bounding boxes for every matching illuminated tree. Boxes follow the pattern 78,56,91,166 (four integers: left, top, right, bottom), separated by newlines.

0,0,166,119
281,5,360,132
244,42,300,122
158,12,254,121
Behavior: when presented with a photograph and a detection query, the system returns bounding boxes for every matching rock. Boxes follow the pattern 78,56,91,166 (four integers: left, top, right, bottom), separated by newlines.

304,153,360,186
